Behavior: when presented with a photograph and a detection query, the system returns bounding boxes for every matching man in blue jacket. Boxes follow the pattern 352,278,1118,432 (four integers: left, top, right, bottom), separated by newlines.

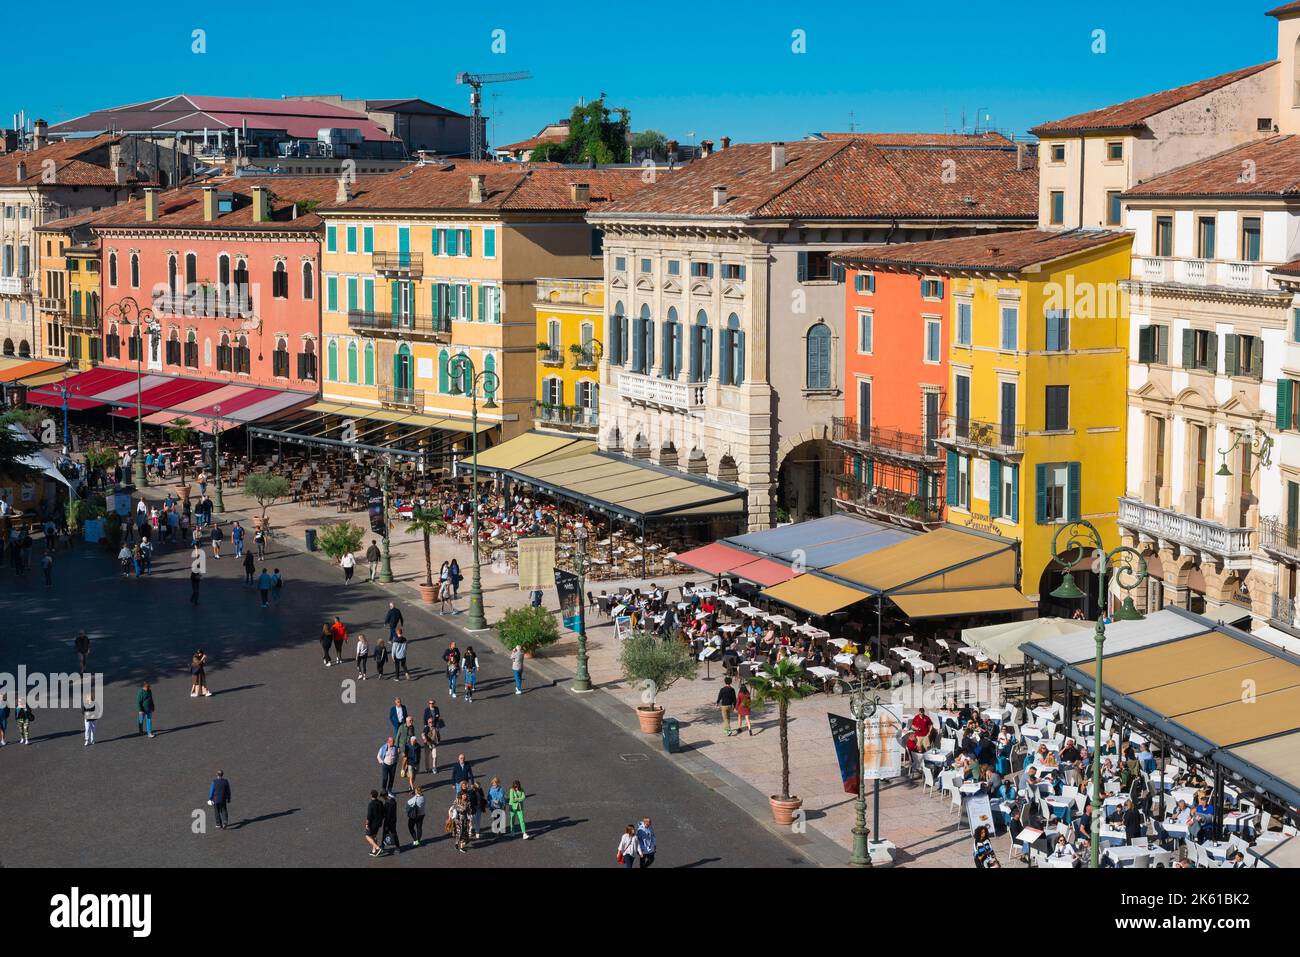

384,602,404,641
208,770,232,829
389,697,407,735
451,753,475,796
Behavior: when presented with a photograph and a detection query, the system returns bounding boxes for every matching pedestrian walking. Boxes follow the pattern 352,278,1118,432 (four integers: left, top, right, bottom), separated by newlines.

356,633,370,679
389,697,408,735
271,567,282,603
438,574,454,614
422,716,439,773
319,624,334,667
384,601,403,641
74,630,90,674
736,682,754,736
392,626,410,680
451,752,474,796
210,523,223,559
118,543,132,576
0,694,9,747
462,646,478,702
254,526,267,561
257,568,271,607
402,725,421,792
407,784,427,847
242,550,256,585
718,675,737,736
374,637,390,678
488,777,506,826
366,539,381,582
15,697,34,745
341,550,356,584
395,712,414,776
190,649,211,697
448,791,471,853
190,564,202,605
330,616,347,665
617,824,640,867
377,736,398,795
82,694,97,747
232,521,245,558
140,539,153,574
208,770,232,829
635,817,656,866
41,552,52,587
449,558,462,599
469,781,487,838
381,791,399,853
443,640,460,698
511,644,524,694
365,790,385,857
508,780,529,839
136,681,156,737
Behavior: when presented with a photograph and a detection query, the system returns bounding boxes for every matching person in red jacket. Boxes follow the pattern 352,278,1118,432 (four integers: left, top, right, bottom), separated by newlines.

910,708,935,751
330,617,348,666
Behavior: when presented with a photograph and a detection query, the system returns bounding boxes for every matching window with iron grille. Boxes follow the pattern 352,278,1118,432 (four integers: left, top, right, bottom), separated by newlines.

165,338,181,365
297,348,318,381
273,344,289,378
184,339,199,368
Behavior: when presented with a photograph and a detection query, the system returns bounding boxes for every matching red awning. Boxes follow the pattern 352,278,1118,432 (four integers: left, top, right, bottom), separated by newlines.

186,386,282,421
730,557,797,587
108,377,225,418
25,367,140,410
672,541,756,577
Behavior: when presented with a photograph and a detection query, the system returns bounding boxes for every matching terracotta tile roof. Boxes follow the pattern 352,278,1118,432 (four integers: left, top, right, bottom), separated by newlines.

1268,1,1300,17
1030,62,1276,136
0,135,152,188
1123,135,1300,197
833,228,1130,273
497,132,567,152
83,176,365,232
817,131,1013,146
596,139,1037,220
1271,258,1300,277
322,161,654,213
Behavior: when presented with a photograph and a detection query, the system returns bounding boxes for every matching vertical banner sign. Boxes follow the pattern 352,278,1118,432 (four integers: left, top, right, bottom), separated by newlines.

554,568,581,631
517,535,556,592
367,489,385,535
828,713,860,795
862,703,904,781
966,791,994,837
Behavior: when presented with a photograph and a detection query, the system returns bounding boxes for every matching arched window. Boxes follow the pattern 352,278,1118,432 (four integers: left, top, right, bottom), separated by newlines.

167,255,178,296
107,251,118,287
218,254,231,310
166,328,181,365
363,341,375,385
484,353,496,402
394,344,412,391
2,338,13,356
185,329,198,368
438,349,450,393
662,306,680,379
547,318,561,354
235,334,250,374
609,300,626,365
347,340,358,383
234,259,250,314
806,323,832,390
327,339,338,381
690,309,711,383
18,339,30,358
299,338,317,381
130,253,140,288
104,324,119,359
721,312,744,386
456,352,472,395
184,252,197,290
274,338,289,378
272,261,288,299
302,261,314,300
633,303,654,374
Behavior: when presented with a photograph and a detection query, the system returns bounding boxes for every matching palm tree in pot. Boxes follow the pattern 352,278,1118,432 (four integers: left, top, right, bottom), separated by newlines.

748,657,817,824
164,417,195,498
406,505,446,602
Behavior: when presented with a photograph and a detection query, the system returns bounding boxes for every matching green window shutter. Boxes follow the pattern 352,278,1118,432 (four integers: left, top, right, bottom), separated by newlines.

326,226,337,253
326,276,337,312
346,226,357,253
1067,462,1081,522
446,230,458,257
1278,379,1294,431
463,229,472,257
1157,326,1168,364
946,450,959,506
1035,463,1048,524
347,277,357,311
478,284,486,322
853,455,863,482
1289,481,1300,533
1252,338,1264,379
327,340,337,381
438,351,449,393
865,459,874,487
364,344,374,385
1009,465,1020,523
432,283,443,320
364,278,374,313
1138,327,1153,363
1207,332,1219,373
988,459,1002,518
1224,334,1239,377
1182,328,1194,368
363,226,373,253
484,228,496,257
432,229,441,256
391,281,401,320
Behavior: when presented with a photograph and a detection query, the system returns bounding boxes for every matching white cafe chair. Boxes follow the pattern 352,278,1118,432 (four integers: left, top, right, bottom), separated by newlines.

922,766,937,798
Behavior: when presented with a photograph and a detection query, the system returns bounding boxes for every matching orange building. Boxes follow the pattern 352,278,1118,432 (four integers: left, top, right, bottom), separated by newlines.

830,260,950,529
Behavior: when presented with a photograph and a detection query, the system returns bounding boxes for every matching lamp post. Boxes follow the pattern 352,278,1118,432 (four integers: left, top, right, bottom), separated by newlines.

848,653,877,867
572,531,593,692
1049,520,1147,869
106,296,158,490
210,406,225,514
54,375,81,454
378,454,394,584
448,354,500,632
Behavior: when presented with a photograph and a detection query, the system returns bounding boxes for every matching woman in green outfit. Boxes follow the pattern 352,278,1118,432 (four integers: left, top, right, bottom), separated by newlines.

508,780,529,839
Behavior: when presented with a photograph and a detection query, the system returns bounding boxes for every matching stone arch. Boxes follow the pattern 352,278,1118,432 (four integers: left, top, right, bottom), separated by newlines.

687,446,709,475
717,453,739,484
657,441,678,468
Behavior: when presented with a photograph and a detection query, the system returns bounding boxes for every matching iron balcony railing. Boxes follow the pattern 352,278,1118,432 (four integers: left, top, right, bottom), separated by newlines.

533,401,598,431
154,292,252,320
832,474,943,524
1272,592,1297,628
941,414,1026,453
379,386,424,411
832,416,942,461
373,251,424,277
1261,516,1300,561
348,310,450,339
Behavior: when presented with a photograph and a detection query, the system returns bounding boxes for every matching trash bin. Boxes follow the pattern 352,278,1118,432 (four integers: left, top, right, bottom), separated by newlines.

305,528,317,552
661,717,680,754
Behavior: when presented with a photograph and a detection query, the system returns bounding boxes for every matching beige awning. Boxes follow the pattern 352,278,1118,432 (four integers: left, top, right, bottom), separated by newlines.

762,575,871,616
890,586,1035,620
468,432,596,471
823,527,1017,594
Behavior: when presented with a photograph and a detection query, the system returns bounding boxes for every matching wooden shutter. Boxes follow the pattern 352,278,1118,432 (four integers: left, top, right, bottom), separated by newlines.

988,458,1002,518
1138,326,1154,363
1182,328,1194,368
1252,338,1264,379
1067,462,1081,521
1035,463,1048,524
674,325,683,379
1289,481,1300,534
1009,465,1020,522
797,251,808,282
1207,332,1218,373
946,451,959,506
1157,326,1168,364
704,326,713,379
735,330,744,386
1224,334,1239,377
1277,379,1293,431
632,316,644,371
858,380,871,431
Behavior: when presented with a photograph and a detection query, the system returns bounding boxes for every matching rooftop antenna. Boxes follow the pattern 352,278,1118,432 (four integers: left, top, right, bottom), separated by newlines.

848,111,857,133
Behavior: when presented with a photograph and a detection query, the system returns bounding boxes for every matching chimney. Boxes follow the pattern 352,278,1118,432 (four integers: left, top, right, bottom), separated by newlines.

721,136,731,150
110,144,126,185
700,139,714,158
569,182,590,204
335,176,353,204
771,142,787,173
15,160,26,183
1016,141,1029,172
712,184,728,208
202,186,218,222
469,173,485,204
143,187,159,222
251,184,270,223
31,118,47,151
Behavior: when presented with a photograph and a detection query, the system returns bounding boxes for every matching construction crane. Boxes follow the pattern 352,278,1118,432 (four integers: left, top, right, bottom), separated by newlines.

456,70,532,161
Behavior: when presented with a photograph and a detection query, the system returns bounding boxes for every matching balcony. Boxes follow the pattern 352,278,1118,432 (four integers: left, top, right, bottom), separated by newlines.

1177,259,1209,285
379,386,424,411
533,401,598,432
538,348,565,367
1133,257,1274,293
0,276,32,296
833,474,943,529
1138,258,1169,282
1118,496,1254,568
38,296,66,314
154,292,252,320
1272,593,1298,630
373,251,424,278
65,311,101,331
832,416,942,463
1260,516,1300,562
938,415,1025,455
348,310,450,340
618,370,706,411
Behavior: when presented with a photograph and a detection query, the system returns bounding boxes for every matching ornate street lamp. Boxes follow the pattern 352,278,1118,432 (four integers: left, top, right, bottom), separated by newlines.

1215,426,1273,477
1049,519,1147,868
208,405,225,514
106,296,158,489
378,453,394,584
449,354,500,631
571,531,594,692
848,653,877,868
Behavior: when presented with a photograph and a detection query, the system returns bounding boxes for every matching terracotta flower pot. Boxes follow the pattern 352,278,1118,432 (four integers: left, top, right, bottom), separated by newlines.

769,795,803,826
418,583,438,603
524,648,537,659
637,705,665,734
175,483,191,503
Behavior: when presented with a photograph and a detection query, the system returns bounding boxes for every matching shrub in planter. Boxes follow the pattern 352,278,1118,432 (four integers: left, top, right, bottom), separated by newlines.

316,521,364,564
619,631,696,733
496,605,561,658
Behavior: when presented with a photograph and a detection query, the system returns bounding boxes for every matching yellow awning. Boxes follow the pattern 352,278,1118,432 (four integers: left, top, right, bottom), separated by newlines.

0,358,66,383
469,432,595,470
762,575,871,616
304,401,493,434
825,527,1015,593
890,586,1035,619
17,368,72,387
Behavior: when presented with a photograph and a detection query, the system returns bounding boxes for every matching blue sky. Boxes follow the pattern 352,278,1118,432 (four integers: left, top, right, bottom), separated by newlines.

4,2,1279,147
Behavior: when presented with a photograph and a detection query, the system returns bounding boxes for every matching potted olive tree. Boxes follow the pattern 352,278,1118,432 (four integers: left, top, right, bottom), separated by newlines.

497,605,560,659
244,471,291,531
406,504,446,602
619,632,697,733
748,657,817,824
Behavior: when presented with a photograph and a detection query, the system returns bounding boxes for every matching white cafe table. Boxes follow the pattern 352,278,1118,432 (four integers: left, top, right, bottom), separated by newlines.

796,623,830,639
1105,845,1152,866
923,750,948,767
1045,855,1077,868
1169,786,1198,807
827,637,850,649
1021,725,1044,739
909,659,935,674
1148,771,1172,792
721,595,746,609
739,606,765,617
833,653,855,667
765,614,796,627
1032,706,1055,722
806,665,838,684
1099,827,1127,847
983,708,1007,721
960,781,984,796
957,646,982,658
893,647,920,659
719,624,739,634
1223,810,1255,834
866,662,893,677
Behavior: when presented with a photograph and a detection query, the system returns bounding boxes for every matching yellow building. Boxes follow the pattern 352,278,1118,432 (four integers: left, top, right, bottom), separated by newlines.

849,229,1133,610
34,215,103,370
534,278,603,433
317,164,646,456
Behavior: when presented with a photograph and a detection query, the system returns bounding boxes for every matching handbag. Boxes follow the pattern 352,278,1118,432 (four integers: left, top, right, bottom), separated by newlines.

617,852,624,865
443,815,454,834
